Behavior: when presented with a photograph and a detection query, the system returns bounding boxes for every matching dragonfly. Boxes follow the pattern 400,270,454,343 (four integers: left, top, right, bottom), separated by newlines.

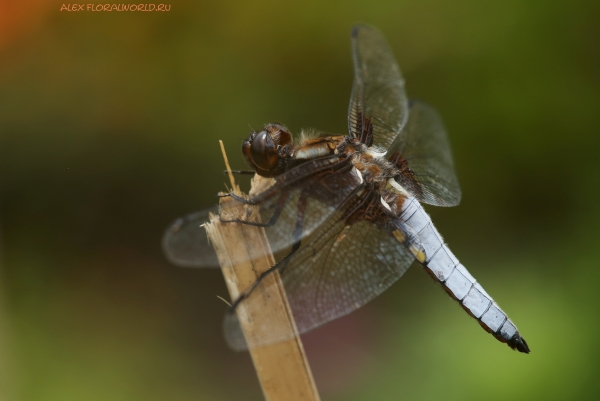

163,24,530,354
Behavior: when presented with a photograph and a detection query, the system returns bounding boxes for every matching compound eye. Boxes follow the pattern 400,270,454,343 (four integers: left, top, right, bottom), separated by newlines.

250,131,277,171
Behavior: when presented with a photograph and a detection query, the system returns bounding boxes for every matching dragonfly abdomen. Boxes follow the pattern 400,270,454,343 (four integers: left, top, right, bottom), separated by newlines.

400,197,530,353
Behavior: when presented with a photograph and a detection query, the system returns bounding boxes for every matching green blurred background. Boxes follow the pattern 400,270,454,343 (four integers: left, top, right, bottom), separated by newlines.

1,1,599,400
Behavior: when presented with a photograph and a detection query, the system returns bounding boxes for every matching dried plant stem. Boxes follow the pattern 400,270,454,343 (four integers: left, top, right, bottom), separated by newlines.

206,142,320,401
219,140,241,196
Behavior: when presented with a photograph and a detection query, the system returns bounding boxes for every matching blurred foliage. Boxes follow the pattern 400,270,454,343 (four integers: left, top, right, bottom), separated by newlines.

1,0,600,400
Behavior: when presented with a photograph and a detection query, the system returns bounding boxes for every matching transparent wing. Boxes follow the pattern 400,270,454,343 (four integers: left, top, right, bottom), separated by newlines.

162,156,364,268
162,208,220,268
261,161,365,260
348,24,409,153
224,214,417,350
387,100,462,207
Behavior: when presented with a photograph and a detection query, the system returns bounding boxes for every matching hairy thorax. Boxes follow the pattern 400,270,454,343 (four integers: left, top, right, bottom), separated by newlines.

289,131,409,219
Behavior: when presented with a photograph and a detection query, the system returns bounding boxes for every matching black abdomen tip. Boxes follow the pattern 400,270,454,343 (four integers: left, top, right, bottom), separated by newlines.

508,335,530,354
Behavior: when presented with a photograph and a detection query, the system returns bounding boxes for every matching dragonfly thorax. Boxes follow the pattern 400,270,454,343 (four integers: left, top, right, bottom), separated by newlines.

351,151,399,188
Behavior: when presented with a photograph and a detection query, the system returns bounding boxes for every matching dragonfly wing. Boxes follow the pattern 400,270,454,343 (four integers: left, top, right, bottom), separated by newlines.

162,156,363,268
224,212,416,350
348,24,409,153
162,208,220,268
387,100,462,207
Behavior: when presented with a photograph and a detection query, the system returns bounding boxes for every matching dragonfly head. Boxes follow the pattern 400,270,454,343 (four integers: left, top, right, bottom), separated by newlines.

242,123,292,177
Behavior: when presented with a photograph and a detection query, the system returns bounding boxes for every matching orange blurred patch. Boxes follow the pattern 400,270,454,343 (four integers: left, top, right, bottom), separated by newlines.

0,1,55,50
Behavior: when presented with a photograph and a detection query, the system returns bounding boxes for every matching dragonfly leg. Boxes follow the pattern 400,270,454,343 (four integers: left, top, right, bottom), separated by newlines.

227,192,308,312
219,191,290,227
217,192,259,204
223,169,255,175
